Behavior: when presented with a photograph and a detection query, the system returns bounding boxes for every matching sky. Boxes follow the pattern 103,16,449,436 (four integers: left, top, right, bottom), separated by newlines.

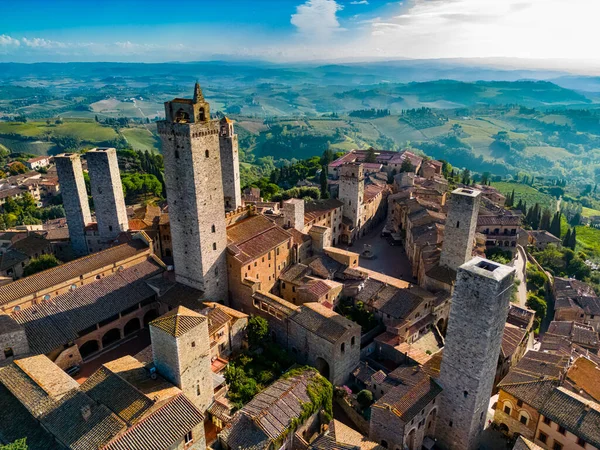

1,0,599,69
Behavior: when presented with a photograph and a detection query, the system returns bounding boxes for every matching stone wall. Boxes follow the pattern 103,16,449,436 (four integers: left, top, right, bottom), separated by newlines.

219,120,242,211
55,153,92,257
86,148,129,241
0,320,29,362
283,199,305,232
338,163,365,230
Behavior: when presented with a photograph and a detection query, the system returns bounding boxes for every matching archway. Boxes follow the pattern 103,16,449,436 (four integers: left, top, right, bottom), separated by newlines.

143,309,160,326
102,328,121,348
79,340,100,359
426,408,437,432
406,428,416,450
436,318,446,336
498,423,509,434
315,357,330,381
175,108,190,123
124,318,141,336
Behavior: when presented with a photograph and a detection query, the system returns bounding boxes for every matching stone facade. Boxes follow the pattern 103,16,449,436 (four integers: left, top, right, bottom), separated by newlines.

150,307,214,413
338,163,365,230
55,153,92,257
436,257,515,450
219,117,242,211
309,225,332,253
158,85,228,302
0,314,29,362
85,148,129,241
439,188,481,272
494,390,539,440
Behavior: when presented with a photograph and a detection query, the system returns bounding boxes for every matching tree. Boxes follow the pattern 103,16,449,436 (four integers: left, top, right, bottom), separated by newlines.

400,159,414,173
357,389,373,409
481,172,491,186
247,316,269,348
8,162,27,175
550,212,562,238
321,148,334,166
23,255,61,277
0,438,27,450
365,147,377,163
320,166,329,199
526,293,547,330
568,227,577,251
540,208,552,232
563,228,572,248
461,168,471,185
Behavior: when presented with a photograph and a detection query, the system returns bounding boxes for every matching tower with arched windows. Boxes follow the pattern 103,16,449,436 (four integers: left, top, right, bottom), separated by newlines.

338,162,365,236
157,83,228,302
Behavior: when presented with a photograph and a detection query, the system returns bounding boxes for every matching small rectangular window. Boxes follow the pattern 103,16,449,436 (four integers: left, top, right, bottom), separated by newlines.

538,432,547,444
184,431,193,444
558,425,566,435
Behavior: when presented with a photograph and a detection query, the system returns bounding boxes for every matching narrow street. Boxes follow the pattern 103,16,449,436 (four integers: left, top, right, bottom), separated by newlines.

513,245,528,308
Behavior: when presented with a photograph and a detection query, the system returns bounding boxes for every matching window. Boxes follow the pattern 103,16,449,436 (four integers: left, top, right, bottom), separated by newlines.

456,221,460,228
538,432,547,444
520,415,528,425
191,342,195,348
504,405,511,415
517,400,523,407
175,150,180,159
4,347,14,359
205,150,210,158
558,425,566,435
213,243,217,250
553,442,563,450
449,421,453,427
109,225,113,232
463,391,468,398
196,382,201,396
341,343,345,353
13,306,20,312
211,224,216,233
351,336,355,346
543,416,552,425
184,431,193,444
577,437,586,448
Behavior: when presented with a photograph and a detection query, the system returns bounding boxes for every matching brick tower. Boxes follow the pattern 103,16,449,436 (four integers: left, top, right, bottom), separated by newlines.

219,116,241,211
85,148,129,241
157,83,228,302
436,257,515,450
149,307,214,413
338,163,364,230
439,187,481,272
55,153,92,257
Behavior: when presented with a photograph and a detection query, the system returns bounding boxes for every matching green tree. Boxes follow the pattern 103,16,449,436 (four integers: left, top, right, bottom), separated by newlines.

526,293,547,330
540,208,552,232
9,162,27,175
320,166,329,199
357,389,373,409
247,315,269,349
461,168,471,185
365,147,377,163
568,227,577,251
550,212,562,238
23,255,61,277
400,159,415,173
0,438,27,450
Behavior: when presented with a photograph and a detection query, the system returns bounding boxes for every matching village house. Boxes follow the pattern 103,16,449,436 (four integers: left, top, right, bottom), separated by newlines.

553,277,600,331
26,155,51,170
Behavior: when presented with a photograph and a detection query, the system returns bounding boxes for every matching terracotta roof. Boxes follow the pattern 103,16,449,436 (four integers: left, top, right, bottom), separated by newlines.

513,436,544,450
290,302,358,343
300,279,333,299
304,198,344,223
227,215,291,264
311,420,383,450
12,258,162,354
219,369,319,450
501,323,528,359
10,234,51,257
566,357,600,402
150,306,206,337
205,305,232,335
0,239,149,307
279,263,310,283
546,321,599,350
364,184,386,203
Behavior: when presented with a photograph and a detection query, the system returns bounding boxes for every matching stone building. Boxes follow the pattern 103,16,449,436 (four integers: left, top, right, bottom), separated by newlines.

436,257,515,450
0,352,206,450
328,149,423,179
157,83,229,302
303,198,344,246
0,313,29,363
86,148,129,242
339,163,365,232
150,306,214,413
218,116,242,211
55,153,92,257
0,233,53,280
553,277,600,331
201,301,248,360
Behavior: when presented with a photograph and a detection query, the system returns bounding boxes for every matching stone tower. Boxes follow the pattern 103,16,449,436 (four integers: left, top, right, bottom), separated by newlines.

149,307,214,413
436,257,515,450
219,116,242,211
85,148,129,242
338,162,364,229
282,198,305,232
55,153,92,257
439,188,481,272
157,83,228,302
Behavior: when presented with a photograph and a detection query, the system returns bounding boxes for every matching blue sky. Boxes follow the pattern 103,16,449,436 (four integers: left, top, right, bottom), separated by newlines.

1,0,598,67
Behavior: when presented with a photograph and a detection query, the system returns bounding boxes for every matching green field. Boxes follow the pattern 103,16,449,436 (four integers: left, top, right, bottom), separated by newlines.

581,206,600,218
121,127,161,153
491,181,557,211
0,120,118,142
0,137,55,156
575,225,600,260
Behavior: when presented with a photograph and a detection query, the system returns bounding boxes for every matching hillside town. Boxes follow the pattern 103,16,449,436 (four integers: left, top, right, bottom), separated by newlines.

0,84,598,450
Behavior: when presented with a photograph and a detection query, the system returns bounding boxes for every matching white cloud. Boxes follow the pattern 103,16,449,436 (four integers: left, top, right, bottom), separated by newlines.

291,0,344,38
0,35,20,47
350,1,369,4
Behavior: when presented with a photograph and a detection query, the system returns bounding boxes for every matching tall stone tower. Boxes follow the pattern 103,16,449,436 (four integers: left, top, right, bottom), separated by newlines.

282,198,305,231
55,153,92,257
439,188,481,272
436,257,515,450
157,83,228,302
338,163,364,229
85,148,129,241
149,307,214,413
219,116,242,211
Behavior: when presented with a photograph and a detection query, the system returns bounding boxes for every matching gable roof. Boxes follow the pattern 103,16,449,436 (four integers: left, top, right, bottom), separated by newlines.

290,302,358,343
150,306,206,337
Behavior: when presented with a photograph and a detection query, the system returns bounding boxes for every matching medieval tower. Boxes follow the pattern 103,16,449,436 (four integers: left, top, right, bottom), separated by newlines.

55,153,92,257
85,148,129,242
338,162,365,231
439,187,481,272
436,257,515,450
219,116,242,211
149,307,214,413
157,83,228,302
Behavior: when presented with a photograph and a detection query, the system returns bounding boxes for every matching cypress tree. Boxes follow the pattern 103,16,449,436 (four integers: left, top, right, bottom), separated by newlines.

569,227,577,250
540,208,552,232
562,228,571,248
550,212,561,237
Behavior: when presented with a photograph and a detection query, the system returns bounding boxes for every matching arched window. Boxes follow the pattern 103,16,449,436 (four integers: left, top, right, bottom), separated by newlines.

211,224,216,233
503,400,513,415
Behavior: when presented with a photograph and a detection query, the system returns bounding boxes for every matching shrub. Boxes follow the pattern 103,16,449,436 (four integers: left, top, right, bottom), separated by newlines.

357,389,373,409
